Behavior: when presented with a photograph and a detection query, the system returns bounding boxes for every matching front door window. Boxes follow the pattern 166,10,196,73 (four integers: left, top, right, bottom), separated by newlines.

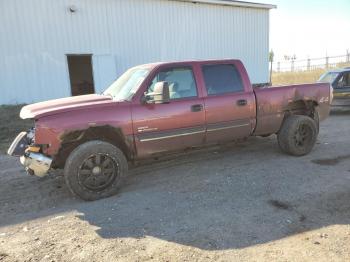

336,72,350,89
148,67,198,100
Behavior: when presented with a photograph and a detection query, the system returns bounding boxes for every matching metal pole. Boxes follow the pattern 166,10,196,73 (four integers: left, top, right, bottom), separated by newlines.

269,61,273,85
269,50,274,85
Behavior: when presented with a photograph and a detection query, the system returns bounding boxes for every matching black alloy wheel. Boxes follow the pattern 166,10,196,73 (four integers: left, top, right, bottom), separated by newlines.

78,153,119,191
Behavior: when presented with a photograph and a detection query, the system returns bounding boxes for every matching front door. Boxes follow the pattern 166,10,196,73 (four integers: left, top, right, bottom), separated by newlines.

333,71,350,96
200,63,256,144
332,71,350,107
132,66,206,159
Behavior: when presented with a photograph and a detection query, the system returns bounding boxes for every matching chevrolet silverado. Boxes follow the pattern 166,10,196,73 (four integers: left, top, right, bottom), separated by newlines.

8,59,332,200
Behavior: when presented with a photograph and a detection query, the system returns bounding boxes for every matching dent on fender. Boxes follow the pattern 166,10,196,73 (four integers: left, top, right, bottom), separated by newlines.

57,125,134,158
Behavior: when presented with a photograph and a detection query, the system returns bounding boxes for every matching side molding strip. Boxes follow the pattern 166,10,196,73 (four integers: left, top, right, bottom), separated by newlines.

138,121,250,142
139,131,205,142
207,123,250,132
138,126,206,142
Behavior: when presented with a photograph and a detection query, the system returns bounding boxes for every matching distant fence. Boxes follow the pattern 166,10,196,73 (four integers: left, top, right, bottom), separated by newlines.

273,52,350,72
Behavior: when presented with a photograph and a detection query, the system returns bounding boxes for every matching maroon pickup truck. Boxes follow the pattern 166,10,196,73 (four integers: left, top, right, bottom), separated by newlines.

8,59,332,200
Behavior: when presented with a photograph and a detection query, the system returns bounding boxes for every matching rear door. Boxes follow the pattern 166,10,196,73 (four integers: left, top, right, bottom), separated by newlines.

131,65,206,158
200,62,256,144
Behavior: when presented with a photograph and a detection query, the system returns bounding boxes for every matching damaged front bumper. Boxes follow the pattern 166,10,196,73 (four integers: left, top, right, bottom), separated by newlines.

20,152,52,177
8,131,52,177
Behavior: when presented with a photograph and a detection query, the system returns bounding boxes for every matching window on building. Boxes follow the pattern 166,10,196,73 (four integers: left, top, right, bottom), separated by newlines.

202,64,244,95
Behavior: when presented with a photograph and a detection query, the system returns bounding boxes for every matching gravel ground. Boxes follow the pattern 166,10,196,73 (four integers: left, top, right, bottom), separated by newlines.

1,115,350,261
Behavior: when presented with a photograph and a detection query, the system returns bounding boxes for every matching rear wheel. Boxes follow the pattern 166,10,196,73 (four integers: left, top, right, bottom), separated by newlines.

277,115,317,156
64,141,128,201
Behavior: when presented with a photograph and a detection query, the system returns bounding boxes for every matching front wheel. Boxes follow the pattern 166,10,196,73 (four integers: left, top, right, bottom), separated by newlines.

277,115,317,156
64,141,128,201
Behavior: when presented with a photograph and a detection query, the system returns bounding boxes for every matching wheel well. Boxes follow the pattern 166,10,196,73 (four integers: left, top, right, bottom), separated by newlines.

52,125,134,169
284,100,318,120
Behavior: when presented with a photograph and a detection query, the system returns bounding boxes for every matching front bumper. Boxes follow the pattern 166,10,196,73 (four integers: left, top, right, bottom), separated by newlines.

8,131,52,177
20,152,52,177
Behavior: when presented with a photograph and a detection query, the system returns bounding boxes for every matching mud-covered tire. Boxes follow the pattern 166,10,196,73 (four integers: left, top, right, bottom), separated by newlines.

277,115,317,156
64,141,128,201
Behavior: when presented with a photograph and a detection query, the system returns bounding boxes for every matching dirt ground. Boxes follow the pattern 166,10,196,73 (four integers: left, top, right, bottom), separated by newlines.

1,115,350,261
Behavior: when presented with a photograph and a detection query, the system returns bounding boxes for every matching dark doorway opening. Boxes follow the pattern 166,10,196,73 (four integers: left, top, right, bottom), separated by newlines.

67,55,95,96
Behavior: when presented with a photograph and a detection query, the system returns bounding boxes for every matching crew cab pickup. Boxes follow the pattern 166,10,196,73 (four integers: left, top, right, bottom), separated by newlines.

8,59,332,200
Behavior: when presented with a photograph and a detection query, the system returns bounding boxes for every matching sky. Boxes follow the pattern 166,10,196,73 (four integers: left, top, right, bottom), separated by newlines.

267,0,350,61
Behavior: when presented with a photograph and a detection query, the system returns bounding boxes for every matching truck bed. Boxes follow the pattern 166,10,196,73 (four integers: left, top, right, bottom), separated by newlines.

253,83,331,136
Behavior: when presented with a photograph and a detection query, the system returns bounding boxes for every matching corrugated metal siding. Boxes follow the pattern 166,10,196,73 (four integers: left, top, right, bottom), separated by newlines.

0,0,270,104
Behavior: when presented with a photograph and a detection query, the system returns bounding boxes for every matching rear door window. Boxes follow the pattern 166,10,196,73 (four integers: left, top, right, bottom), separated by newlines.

202,64,244,95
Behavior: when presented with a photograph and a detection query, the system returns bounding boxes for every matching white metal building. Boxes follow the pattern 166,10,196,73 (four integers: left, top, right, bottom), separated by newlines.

0,0,275,105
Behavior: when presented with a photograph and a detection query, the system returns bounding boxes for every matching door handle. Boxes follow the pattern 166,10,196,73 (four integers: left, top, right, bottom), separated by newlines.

191,104,203,112
237,99,247,106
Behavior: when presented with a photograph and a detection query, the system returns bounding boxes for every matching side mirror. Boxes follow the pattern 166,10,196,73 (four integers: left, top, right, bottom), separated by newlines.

143,82,170,104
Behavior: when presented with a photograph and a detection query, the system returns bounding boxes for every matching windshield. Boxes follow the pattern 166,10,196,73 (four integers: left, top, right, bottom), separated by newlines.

318,72,340,83
103,67,150,101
